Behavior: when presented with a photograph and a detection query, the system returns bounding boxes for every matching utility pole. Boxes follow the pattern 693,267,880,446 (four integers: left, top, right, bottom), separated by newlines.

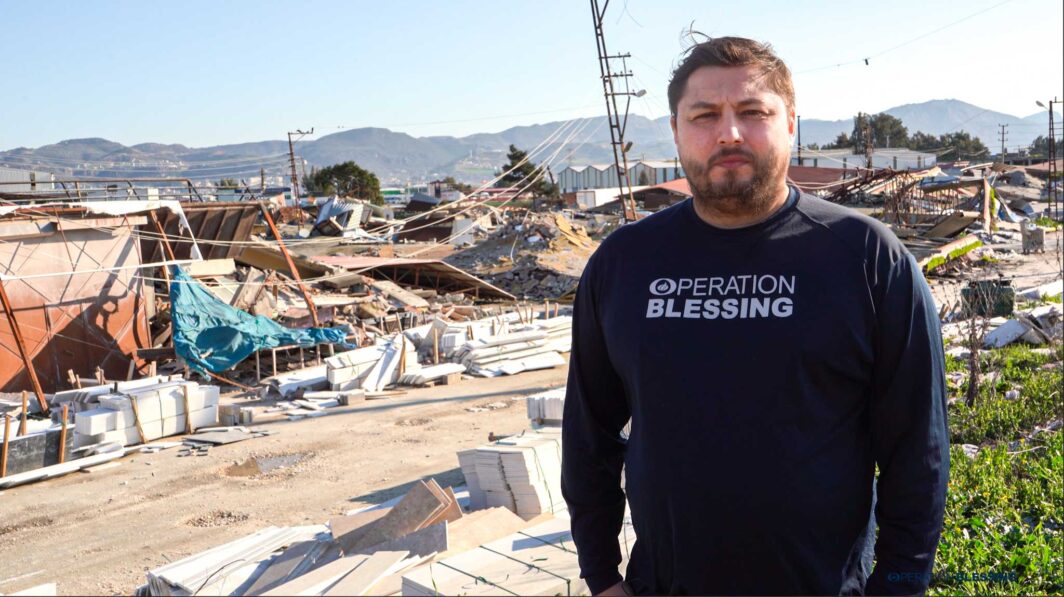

590,0,642,222
998,124,1009,164
287,128,313,206
862,114,874,170
260,167,266,194
796,116,802,166
1039,98,1060,219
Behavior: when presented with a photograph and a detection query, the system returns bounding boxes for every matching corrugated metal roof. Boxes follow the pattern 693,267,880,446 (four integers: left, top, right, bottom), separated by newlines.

310,255,515,301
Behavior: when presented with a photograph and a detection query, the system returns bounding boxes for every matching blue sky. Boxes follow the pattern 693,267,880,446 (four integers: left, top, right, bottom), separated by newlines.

2,0,1061,148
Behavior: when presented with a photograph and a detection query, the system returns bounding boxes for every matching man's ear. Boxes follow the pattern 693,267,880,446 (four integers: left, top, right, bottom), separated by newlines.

670,115,679,145
787,108,796,137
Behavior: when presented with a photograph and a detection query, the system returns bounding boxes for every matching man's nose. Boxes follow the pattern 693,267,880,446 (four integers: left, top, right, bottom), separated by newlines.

717,113,743,145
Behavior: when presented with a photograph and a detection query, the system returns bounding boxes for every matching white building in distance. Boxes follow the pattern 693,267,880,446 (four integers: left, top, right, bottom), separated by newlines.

792,148,937,170
558,159,685,192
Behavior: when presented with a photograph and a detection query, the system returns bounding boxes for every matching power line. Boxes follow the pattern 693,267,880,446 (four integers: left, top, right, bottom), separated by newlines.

795,0,1016,74
308,103,604,133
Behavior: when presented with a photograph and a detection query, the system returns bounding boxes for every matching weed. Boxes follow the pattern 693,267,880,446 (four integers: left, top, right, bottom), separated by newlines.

930,432,1063,595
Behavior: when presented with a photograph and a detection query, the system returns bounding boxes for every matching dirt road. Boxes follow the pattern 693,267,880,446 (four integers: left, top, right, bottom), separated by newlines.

0,366,568,595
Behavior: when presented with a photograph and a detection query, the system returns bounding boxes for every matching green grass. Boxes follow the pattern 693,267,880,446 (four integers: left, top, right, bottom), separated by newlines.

948,345,1063,445
928,343,1064,595
924,239,984,273
930,431,1063,596
1032,216,1062,230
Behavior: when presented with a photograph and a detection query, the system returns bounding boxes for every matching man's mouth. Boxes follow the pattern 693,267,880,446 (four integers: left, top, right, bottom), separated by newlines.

712,156,751,169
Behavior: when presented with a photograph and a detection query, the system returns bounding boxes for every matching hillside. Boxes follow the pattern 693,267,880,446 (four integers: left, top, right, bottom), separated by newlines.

2,100,1059,185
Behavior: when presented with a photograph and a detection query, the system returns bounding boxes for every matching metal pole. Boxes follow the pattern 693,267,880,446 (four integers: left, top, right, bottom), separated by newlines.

1048,99,1059,218
796,116,802,166
998,124,1008,164
259,204,320,327
590,0,638,222
287,132,300,206
0,282,49,414
286,128,313,208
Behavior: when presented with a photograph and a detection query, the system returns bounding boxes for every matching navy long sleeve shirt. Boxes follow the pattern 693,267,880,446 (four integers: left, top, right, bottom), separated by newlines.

561,189,950,596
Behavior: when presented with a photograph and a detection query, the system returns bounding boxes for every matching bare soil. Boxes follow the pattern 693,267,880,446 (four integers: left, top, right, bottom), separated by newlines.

0,366,568,596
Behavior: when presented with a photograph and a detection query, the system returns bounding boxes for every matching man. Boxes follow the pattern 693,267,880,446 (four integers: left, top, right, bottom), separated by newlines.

561,37,949,596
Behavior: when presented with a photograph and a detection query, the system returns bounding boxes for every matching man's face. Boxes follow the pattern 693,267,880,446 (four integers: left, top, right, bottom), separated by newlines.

671,65,795,217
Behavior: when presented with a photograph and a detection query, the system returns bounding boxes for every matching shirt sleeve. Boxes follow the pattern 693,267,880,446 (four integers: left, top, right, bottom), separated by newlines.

561,251,631,595
864,251,951,596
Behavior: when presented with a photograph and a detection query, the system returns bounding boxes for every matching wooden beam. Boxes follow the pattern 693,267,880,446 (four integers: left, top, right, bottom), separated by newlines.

149,210,175,293
58,405,68,464
19,391,27,436
129,397,147,445
982,178,992,233
182,385,195,434
0,281,49,414
1,415,10,477
259,205,320,327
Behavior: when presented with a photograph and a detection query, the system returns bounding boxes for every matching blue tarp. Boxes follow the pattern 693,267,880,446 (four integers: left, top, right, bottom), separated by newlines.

169,265,350,373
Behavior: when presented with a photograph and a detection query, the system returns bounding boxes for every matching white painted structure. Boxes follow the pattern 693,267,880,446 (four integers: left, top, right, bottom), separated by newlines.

558,159,685,192
574,186,650,209
791,148,937,170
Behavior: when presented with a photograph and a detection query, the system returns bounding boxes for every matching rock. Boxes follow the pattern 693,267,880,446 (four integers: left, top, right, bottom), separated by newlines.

946,347,971,360
984,319,1031,348
1004,390,1020,401
961,444,980,459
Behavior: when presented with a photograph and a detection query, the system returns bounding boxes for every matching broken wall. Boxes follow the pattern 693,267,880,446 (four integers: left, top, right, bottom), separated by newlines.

0,215,151,392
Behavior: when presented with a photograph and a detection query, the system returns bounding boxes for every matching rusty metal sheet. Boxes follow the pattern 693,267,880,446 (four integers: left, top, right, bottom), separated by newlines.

0,216,150,393
139,201,260,263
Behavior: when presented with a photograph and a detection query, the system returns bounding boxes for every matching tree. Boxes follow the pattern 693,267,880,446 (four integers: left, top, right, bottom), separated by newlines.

441,176,474,195
905,130,988,161
939,131,989,161
822,132,851,150
869,113,909,149
216,177,239,188
850,112,871,152
638,171,651,186
310,161,383,205
497,145,556,198
847,112,910,151
909,131,940,152
1030,135,1064,157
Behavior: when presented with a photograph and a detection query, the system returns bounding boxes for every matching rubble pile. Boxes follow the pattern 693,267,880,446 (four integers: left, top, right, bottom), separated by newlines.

446,212,599,299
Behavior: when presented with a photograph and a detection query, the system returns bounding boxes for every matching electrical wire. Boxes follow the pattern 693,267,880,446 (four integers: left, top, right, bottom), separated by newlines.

307,103,603,134
361,117,587,234
795,0,1016,74
400,119,606,258
388,118,597,239
0,114,607,292
0,119,599,288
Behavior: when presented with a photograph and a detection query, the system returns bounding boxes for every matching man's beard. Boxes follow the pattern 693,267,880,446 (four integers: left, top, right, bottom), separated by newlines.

681,147,787,218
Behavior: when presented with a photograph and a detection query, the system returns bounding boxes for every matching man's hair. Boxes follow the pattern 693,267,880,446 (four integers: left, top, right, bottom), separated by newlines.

667,36,794,115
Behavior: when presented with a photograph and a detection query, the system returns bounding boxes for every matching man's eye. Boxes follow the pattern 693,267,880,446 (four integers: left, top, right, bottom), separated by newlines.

694,113,718,120
743,110,768,117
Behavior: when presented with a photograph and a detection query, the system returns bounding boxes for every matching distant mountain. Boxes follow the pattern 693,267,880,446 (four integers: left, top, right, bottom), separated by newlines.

2,100,1059,185
798,99,1059,151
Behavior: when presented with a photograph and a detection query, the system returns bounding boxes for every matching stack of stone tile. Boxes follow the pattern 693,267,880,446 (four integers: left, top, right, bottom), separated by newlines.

526,387,566,426
459,429,564,519
72,379,219,448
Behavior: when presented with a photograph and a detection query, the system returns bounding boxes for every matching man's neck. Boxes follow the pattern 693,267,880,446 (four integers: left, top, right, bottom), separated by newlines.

692,183,792,229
